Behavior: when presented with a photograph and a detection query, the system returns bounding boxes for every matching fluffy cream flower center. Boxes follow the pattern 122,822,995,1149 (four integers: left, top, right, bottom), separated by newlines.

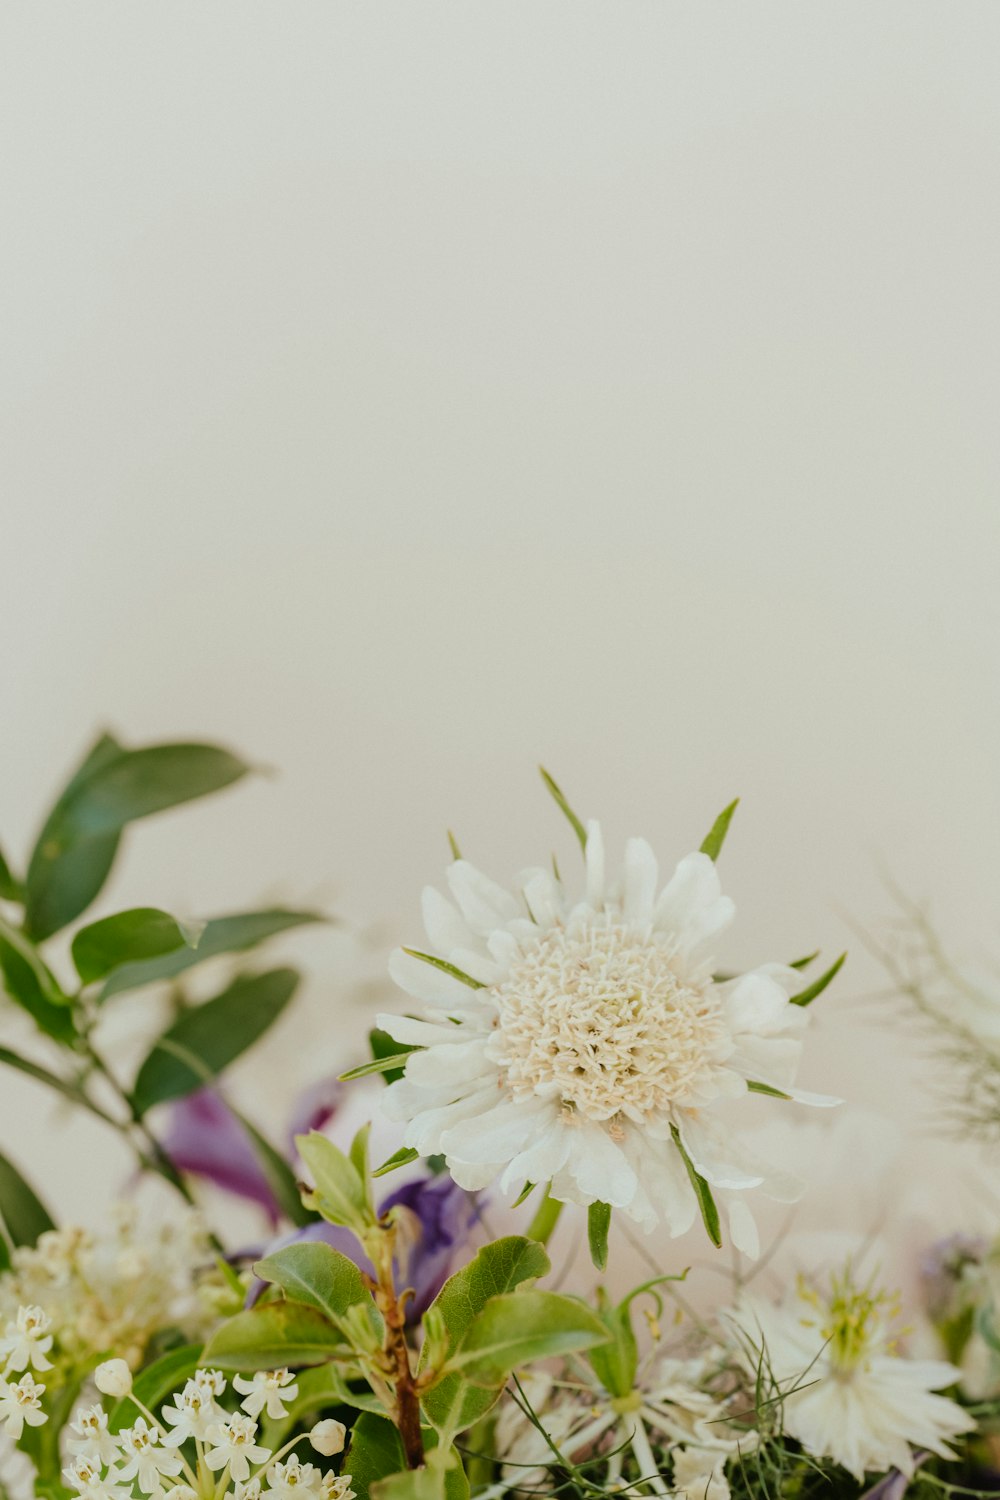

488,922,729,1122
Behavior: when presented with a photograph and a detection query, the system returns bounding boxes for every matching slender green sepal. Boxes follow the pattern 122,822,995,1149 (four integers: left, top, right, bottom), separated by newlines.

402,949,484,990
700,798,739,861
538,768,587,851
670,1125,722,1248
587,1201,612,1271
790,951,846,1006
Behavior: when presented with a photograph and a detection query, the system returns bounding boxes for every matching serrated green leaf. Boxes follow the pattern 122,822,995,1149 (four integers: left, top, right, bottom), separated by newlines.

790,951,846,1007
72,907,199,986
670,1125,722,1248
538,768,586,851
587,1202,611,1272
99,908,327,1001
203,1300,350,1370
700,798,739,861
254,1241,372,1325
24,737,250,940
131,967,298,1113
0,1149,55,1247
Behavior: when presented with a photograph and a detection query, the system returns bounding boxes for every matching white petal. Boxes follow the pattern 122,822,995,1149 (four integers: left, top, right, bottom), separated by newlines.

441,1096,553,1164
387,949,483,1007
421,886,476,954
445,861,521,933
405,1040,494,1088
623,838,659,923
519,868,563,928
727,1198,760,1259
654,853,734,956
584,820,605,908
563,1124,638,1207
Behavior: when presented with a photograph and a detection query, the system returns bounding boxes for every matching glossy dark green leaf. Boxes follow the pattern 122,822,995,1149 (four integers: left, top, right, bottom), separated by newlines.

447,1290,608,1380
670,1125,722,1248
587,1201,611,1272
790,951,846,1007
203,1300,350,1369
131,967,298,1114
100,908,326,1000
344,1415,406,1500
700,798,739,861
0,921,74,1042
0,1148,56,1247
72,907,199,986
25,736,250,939
538,768,587,850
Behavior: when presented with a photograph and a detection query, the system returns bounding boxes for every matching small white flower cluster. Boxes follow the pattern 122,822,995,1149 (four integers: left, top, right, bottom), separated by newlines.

54,1360,354,1500
0,1303,52,1442
0,1206,217,1373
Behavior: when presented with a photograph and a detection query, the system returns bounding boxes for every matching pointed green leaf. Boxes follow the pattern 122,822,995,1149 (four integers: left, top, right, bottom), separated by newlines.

511,1181,536,1209
0,919,74,1043
538,768,586,851
373,1146,420,1178
131,967,298,1113
0,845,21,903
447,1290,608,1380
25,736,251,939
0,1149,56,1247
790,951,846,1007
72,907,201,986
586,1288,639,1400
746,1080,792,1100
0,1044,90,1110
401,951,484,990
345,1415,406,1500
587,1201,611,1272
788,950,819,971
203,1300,350,1370
229,1106,314,1227
99,908,326,1000
671,1125,722,1248
296,1131,373,1232
447,831,462,862
700,798,739,861
340,1053,417,1082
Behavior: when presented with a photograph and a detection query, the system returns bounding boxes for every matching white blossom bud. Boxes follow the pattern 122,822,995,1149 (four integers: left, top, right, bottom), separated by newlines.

94,1359,132,1397
309,1419,347,1456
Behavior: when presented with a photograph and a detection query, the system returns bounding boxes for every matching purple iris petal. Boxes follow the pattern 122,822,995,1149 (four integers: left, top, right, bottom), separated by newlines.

861,1454,929,1500
164,1089,281,1224
287,1076,345,1149
248,1172,480,1321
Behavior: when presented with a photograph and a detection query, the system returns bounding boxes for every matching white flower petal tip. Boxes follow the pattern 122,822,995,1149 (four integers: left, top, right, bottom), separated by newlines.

383,806,836,1237
94,1360,132,1398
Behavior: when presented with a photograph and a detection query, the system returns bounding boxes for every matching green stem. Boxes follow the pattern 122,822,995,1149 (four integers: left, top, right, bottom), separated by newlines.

526,1187,563,1246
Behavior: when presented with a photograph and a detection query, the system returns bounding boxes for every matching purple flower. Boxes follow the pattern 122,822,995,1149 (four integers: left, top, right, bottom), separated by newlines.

163,1089,282,1223
249,1172,480,1321
287,1077,344,1148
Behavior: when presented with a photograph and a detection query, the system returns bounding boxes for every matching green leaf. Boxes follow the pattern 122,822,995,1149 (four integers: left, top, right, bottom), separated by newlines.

447,1290,608,1381
254,1241,372,1324
746,1079,792,1100
131,967,299,1113
340,1053,418,1082
586,1288,638,1400
670,1125,722,1248
446,831,462,862
538,768,586,851
99,908,327,1001
788,950,819,971
0,1148,56,1247
790,951,846,1007
401,951,484,990
24,736,251,940
0,844,22,902
419,1238,551,1434
109,1345,203,1432
72,907,201,986
373,1146,420,1178
0,921,75,1043
587,1202,611,1272
345,1415,406,1500
203,1300,350,1370
700,798,739,861
296,1131,373,1233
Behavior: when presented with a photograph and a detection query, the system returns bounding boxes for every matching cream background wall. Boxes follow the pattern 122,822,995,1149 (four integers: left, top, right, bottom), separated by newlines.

1,4,999,1273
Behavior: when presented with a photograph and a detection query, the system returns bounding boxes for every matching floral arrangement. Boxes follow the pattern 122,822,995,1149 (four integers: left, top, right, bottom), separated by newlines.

0,734,997,1500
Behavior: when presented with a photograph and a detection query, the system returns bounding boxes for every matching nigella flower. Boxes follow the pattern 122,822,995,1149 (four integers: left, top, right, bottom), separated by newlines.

724,1272,976,1480
378,804,838,1252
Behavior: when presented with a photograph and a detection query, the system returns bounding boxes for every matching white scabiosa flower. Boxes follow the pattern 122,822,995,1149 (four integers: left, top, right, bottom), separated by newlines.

725,1271,976,1480
378,794,837,1251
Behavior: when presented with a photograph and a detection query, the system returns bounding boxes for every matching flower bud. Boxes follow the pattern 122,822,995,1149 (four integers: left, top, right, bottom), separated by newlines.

94,1359,132,1397
309,1419,347,1456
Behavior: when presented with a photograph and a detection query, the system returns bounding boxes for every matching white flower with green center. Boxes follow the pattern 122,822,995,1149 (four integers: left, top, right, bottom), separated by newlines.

378,797,837,1251
725,1270,977,1480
